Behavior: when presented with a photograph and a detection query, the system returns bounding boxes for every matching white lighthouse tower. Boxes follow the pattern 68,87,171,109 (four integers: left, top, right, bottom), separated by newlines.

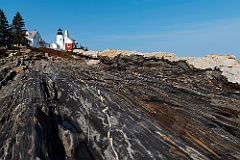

51,28,77,50
56,28,64,50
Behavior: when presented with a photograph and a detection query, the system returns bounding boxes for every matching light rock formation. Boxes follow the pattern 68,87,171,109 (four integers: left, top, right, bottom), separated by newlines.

186,54,240,84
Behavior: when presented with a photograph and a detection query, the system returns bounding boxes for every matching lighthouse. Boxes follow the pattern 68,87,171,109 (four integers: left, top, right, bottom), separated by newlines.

56,28,64,50
51,28,77,50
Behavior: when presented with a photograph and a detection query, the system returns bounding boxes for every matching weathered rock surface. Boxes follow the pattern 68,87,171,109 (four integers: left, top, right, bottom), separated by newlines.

0,51,240,160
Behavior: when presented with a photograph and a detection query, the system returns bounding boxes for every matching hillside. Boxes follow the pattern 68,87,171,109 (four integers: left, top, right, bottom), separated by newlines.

0,49,240,160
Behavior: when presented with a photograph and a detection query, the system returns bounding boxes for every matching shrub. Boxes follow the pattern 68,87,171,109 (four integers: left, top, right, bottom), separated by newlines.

37,47,65,57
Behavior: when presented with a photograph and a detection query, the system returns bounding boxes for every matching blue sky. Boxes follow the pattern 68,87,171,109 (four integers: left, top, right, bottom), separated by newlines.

1,0,240,60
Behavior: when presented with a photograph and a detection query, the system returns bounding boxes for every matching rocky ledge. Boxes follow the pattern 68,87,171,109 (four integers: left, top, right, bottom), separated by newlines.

0,50,240,160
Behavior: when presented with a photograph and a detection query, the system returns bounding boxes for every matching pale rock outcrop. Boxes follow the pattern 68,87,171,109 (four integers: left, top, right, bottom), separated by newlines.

77,50,100,59
142,52,179,61
186,54,240,84
86,59,100,65
99,49,135,59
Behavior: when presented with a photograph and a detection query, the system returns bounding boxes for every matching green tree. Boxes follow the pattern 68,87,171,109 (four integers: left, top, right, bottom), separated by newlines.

0,9,12,47
11,12,28,46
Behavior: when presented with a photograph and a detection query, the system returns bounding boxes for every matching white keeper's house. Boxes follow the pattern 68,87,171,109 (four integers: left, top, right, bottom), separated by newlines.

26,30,50,48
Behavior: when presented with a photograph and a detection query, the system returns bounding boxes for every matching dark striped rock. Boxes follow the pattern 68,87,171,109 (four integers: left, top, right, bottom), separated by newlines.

0,53,239,160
